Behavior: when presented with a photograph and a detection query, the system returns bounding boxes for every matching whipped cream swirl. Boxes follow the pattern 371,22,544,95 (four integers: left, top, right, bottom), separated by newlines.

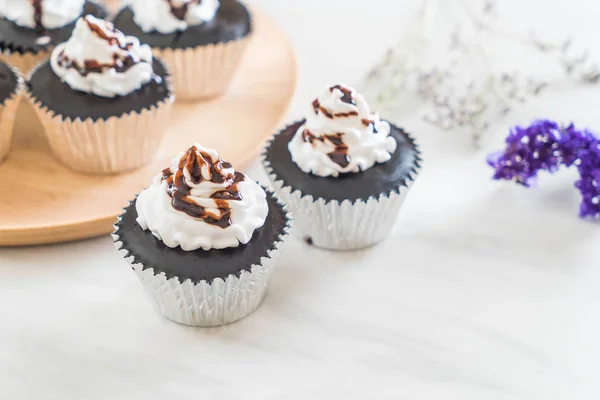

50,15,153,98
0,0,85,30
288,84,397,177
130,0,220,34
136,144,269,251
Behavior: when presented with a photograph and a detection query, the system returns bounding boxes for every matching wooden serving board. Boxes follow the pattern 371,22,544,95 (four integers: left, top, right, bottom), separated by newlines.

0,8,297,246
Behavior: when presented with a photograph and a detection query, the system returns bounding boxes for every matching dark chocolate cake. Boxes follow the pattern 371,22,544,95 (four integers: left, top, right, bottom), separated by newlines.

114,190,290,284
27,58,171,121
0,61,19,105
264,120,422,203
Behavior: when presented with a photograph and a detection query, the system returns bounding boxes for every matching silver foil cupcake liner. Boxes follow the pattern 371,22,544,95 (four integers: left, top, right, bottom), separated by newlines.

262,128,421,251
264,182,416,250
112,198,292,327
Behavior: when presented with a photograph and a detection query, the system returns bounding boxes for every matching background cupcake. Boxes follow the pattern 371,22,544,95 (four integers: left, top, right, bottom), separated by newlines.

0,61,22,163
27,15,174,174
113,144,291,327
113,0,252,100
0,0,106,74
263,84,422,250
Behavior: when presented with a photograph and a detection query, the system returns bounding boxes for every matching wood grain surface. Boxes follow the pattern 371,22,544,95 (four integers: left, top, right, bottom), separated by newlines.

0,7,297,246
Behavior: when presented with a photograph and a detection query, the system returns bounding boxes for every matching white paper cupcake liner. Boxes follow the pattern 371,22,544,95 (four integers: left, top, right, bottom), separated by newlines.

112,196,292,327
262,129,422,251
0,64,24,163
154,34,251,100
25,59,174,174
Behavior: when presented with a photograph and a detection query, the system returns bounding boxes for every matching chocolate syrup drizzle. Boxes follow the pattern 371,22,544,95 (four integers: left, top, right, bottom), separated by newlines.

57,17,147,77
32,0,43,31
361,118,378,134
304,85,382,168
303,130,350,168
330,84,355,105
311,99,358,119
311,85,360,119
161,146,245,228
167,0,202,21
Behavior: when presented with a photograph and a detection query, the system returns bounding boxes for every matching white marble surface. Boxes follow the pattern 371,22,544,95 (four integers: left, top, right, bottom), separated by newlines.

2,0,600,398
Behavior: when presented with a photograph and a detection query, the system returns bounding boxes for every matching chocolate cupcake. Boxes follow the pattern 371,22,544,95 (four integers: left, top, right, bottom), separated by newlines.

0,0,107,74
27,15,174,174
113,0,252,100
113,144,291,327
263,84,422,250
0,61,23,164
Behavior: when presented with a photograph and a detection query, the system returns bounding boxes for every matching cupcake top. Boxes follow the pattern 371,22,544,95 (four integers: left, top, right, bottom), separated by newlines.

130,0,220,34
0,1,106,54
112,0,251,49
0,0,84,30
136,144,269,251
288,84,397,178
49,15,154,98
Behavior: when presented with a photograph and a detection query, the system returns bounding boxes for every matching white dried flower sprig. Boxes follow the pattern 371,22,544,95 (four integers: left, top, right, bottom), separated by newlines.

476,1,600,83
363,0,599,146
529,35,600,83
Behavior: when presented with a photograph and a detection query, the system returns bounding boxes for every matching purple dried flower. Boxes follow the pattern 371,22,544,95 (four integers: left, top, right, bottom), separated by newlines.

487,150,538,187
488,120,600,219
487,120,564,187
574,133,600,218
561,125,595,167
575,170,600,218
